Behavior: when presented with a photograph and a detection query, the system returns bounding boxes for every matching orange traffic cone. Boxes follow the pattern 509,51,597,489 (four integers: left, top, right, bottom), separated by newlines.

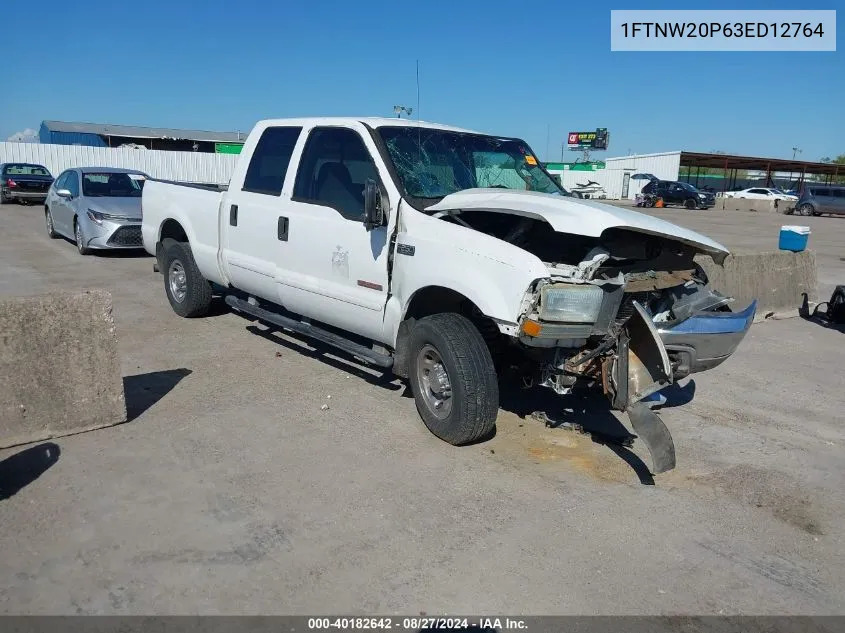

655,197,664,208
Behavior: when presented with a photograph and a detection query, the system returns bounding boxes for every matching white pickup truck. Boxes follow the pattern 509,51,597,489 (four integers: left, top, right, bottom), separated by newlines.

142,117,756,473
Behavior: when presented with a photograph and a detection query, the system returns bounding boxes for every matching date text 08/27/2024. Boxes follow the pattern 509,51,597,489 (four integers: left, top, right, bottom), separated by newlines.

307,617,528,630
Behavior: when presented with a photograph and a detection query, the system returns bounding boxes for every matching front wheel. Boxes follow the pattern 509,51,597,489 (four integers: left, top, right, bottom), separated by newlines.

408,313,498,445
75,219,91,255
684,198,697,210
45,208,58,238
162,240,212,317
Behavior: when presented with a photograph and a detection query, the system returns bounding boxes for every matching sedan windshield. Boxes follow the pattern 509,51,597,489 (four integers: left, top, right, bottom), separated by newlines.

377,126,565,203
82,173,144,197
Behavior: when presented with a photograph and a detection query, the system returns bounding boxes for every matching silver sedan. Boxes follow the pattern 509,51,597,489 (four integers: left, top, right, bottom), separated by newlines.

45,167,148,255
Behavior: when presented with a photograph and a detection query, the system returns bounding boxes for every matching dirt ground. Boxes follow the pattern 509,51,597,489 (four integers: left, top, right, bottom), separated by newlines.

1,202,843,615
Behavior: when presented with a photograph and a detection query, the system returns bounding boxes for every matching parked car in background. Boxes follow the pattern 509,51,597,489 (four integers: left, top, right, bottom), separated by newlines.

794,185,845,217
723,187,798,202
45,167,148,255
0,163,54,204
641,180,715,209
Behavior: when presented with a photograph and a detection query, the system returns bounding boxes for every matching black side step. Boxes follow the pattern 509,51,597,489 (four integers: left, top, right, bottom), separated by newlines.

224,295,394,369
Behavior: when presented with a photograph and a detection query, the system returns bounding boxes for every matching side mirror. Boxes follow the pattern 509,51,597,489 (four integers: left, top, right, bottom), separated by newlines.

363,178,384,231
56,188,72,199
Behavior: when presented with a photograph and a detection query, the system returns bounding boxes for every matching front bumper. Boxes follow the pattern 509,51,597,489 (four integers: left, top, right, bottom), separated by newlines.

83,220,144,250
657,300,757,379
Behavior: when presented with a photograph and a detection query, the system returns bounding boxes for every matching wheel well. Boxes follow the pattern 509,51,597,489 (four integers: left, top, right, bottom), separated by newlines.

404,286,479,321
160,218,188,243
394,286,501,379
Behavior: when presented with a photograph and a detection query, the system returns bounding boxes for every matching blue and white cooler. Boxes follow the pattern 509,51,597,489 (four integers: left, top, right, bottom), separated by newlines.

779,225,810,252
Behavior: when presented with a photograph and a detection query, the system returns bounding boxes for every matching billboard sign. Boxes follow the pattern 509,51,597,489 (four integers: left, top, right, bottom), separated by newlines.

567,128,609,151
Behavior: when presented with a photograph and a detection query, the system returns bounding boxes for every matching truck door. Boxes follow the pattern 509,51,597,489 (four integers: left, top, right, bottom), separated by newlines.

220,126,303,300
276,125,391,342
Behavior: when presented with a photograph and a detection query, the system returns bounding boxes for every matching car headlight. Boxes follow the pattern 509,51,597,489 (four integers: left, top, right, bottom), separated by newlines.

539,283,604,322
698,193,706,199
87,209,107,225
87,209,128,224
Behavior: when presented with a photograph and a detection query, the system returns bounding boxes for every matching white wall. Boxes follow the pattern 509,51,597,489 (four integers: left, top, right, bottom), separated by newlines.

547,152,682,200
0,142,237,184
604,151,682,199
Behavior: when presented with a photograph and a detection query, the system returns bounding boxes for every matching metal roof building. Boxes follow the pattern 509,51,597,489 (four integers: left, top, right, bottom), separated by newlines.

574,151,841,200
38,120,246,153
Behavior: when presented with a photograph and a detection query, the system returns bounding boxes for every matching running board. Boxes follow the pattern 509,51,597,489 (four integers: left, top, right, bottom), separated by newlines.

224,295,394,369
627,402,676,474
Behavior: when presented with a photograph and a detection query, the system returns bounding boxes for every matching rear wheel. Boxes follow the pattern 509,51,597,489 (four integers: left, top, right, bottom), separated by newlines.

162,240,212,317
408,313,498,445
798,203,814,217
45,208,58,238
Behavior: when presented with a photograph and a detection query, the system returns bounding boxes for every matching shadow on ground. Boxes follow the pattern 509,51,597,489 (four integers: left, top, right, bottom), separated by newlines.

0,443,60,501
497,384,688,486
246,324,403,392
124,368,193,421
800,292,845,333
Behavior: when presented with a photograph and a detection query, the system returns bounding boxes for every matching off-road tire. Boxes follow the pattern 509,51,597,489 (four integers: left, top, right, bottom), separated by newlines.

162,239,212,318
408,313,498,445
684,198,697,210
45,207,58,238
798,203,814,217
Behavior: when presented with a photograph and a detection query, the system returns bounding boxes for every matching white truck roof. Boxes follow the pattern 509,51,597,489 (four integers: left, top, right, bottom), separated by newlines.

254,117,479,134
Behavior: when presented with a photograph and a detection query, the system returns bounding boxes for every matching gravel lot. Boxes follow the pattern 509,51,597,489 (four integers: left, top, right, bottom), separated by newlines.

1,202,844,615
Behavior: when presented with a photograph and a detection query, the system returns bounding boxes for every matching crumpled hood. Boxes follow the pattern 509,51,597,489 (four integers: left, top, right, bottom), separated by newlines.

426,189,729,263
87,197,143,220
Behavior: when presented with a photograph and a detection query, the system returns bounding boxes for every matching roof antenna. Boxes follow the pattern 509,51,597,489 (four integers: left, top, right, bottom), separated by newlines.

416,60,422,163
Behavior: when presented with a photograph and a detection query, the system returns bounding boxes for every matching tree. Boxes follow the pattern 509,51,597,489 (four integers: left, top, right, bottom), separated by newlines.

819,155,845,183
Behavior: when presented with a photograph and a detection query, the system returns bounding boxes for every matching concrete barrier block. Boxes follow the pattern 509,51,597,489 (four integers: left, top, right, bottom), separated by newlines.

717,197,795,214
0,290,126,449
696,250,818,321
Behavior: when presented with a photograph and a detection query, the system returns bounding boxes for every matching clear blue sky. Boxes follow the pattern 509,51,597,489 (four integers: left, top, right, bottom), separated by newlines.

1,0,841,161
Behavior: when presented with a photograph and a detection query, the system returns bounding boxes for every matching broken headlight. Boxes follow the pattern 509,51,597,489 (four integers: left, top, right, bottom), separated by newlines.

539,283,604,323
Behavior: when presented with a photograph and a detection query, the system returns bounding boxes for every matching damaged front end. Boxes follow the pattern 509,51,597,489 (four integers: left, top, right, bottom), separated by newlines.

431,206,756,473
508,231,755,474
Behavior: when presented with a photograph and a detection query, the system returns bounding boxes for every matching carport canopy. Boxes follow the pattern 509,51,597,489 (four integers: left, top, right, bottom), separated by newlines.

679,151,841,191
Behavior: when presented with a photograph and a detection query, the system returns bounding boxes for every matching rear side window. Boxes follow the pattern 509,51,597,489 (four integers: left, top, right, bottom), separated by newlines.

813,188,830,197
832,189,845,198
242,127,302,196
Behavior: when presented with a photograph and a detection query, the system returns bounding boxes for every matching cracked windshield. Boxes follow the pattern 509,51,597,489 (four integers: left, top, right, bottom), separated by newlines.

378,126,566,204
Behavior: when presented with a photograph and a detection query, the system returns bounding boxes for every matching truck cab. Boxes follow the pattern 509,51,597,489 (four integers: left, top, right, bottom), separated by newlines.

142,117,755,474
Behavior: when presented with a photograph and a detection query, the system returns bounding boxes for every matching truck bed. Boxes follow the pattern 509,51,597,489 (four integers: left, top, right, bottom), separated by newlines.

141,179,227,286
